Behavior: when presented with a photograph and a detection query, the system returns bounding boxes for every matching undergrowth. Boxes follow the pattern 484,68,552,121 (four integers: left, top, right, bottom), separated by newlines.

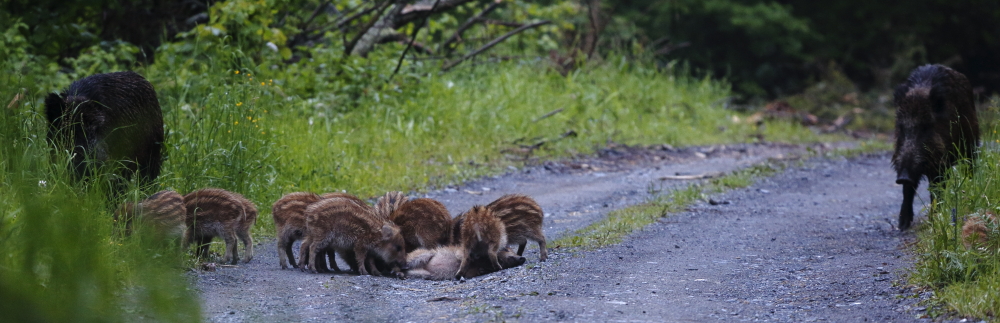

910,96,1000,320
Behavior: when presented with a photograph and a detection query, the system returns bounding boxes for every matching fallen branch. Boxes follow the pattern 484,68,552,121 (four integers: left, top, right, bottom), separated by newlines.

532,108,563,122
441,20,550,72
659,172,725,180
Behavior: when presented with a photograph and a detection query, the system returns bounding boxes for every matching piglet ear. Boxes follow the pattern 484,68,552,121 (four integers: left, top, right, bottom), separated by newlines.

381,224,395,240
44,93,65,124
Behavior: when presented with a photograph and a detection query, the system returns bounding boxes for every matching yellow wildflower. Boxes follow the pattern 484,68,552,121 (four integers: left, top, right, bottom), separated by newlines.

236,102,243,107
234,121,239,125
235,70,240,74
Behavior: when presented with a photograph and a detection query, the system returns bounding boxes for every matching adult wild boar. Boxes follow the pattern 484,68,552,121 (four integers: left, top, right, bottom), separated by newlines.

893,64,980,230
45,71,164,189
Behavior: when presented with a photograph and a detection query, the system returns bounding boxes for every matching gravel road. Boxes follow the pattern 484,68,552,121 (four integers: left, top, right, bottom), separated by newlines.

195,143,935,322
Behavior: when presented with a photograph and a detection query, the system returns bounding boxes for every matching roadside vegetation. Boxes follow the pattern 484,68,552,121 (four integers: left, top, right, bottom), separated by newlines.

911,97,1000,319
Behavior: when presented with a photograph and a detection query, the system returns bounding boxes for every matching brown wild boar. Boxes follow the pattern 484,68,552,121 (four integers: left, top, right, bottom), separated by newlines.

893,64,980,230
303,197,406,275
962,210,997,249
390,198,452,252
451,212,466,244
372,191,407,220
45,71,164,193
486,194,547,261
114,190,187,242
456,205,507,277
184,188,258,264
295,192,369,272
404,246,525,280
272,192,321,269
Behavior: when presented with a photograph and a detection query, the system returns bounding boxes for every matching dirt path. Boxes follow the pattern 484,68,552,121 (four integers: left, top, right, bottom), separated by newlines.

195,143,933,322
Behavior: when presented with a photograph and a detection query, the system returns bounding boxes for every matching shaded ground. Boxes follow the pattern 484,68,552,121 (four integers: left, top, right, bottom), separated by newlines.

195,143,935,322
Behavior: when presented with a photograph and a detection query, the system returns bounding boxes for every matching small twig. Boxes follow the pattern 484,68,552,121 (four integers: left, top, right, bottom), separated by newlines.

442,1,502,53
389,0,441,82
302,1,330,30
441,20,551,72
332,2,377,30
532,108,563,122
478,19,524,27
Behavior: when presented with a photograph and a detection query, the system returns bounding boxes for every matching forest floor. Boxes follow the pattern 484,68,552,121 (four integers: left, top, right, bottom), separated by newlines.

193,142,939,322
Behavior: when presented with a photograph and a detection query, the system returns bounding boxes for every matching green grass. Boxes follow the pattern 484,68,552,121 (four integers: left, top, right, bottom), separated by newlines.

555,163,780,249
910,97,1000,320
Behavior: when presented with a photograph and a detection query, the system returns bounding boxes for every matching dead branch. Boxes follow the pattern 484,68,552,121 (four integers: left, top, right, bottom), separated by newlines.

442,1,502,54
659,172,725,180
389,0,442,81
377,33,434,55
394,0,477,27
301,1,330,30
581,0,604,59
532,108,563,123
479,19,524,28
343,0,394,56
441,20,551,72
653,41,690,56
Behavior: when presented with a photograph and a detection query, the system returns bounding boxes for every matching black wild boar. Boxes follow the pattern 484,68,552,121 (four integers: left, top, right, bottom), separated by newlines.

390,198,452,252
45,71,164,189
893,64,980,230
486,194,547,261
184,188,258,264
459,247,526,278
114,190,187,243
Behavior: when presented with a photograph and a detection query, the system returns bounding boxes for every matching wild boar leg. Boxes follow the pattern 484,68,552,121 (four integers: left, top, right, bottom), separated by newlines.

238,229,253,263
354,246,370,276
225,232,239,265
899,183,916,230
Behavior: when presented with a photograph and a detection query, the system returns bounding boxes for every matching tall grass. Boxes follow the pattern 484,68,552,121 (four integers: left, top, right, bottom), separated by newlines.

0,68,201,322
910,97,1000,318
267,61,825,200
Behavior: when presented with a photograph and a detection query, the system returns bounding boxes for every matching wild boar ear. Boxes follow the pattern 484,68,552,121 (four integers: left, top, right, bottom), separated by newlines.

44,93,65,124
381,224,395,240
